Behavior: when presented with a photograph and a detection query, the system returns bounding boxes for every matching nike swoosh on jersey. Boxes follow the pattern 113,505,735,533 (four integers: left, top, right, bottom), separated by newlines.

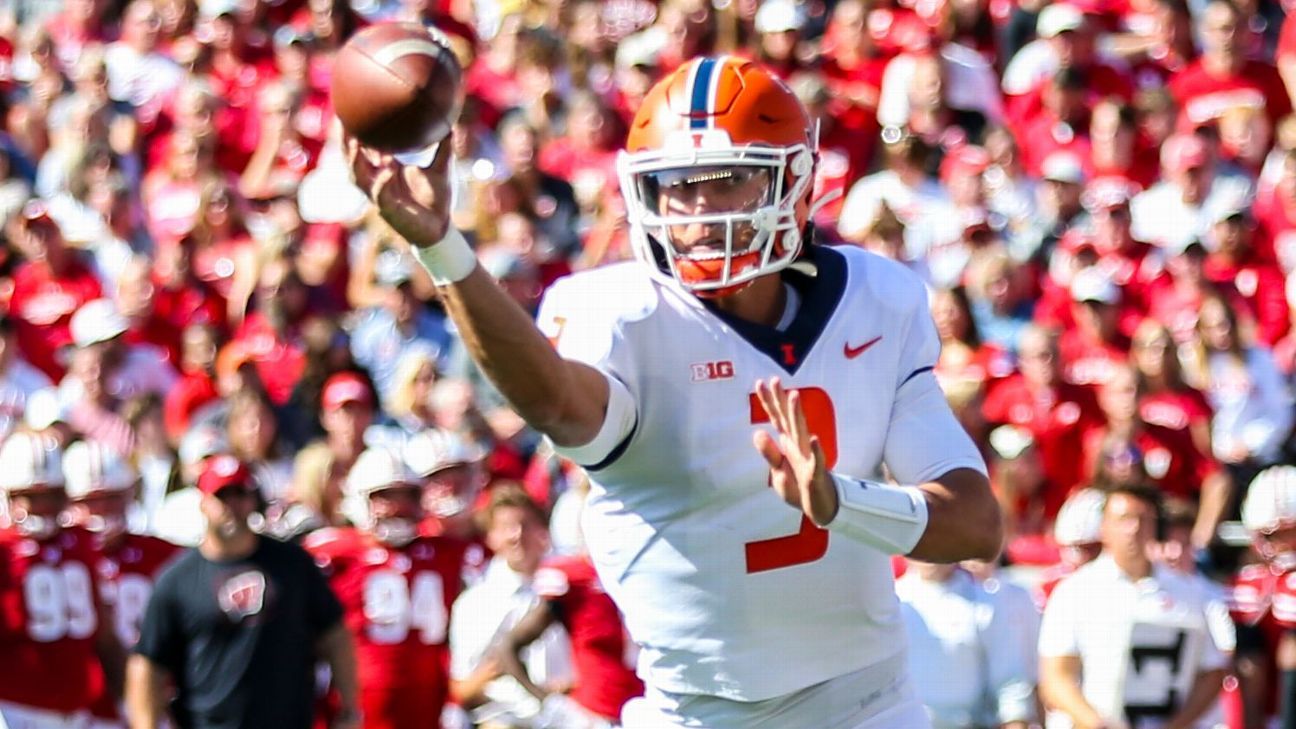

843,336,883,359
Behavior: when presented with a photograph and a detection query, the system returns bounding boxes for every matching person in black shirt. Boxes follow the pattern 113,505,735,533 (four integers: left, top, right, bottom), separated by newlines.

125,455,359,729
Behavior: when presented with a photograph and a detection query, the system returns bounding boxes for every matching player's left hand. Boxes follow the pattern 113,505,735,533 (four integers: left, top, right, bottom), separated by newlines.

752,378,839,526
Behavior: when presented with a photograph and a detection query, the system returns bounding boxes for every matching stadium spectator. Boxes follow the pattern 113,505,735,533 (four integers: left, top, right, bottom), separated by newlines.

1131,318,1215,457
983,325,1107,518
288,371,375,528
127,455,359,729
1188,293,1294,479
1130,132,1256,253
0,313,51,440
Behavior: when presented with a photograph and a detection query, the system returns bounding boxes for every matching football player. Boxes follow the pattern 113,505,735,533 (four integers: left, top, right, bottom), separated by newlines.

305,446,470,729
63,440,178,727
0,432,125,727
1232,465,1296,729
351,56,1000,727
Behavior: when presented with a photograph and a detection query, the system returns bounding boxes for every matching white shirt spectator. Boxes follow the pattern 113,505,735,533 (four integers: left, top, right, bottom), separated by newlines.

58,344,179,408
0,356,51,440
878,43,1006,130
449,556,573,727
897,567,1037,729
103,41,183,110
1205,347,1294,465
1039,555,1232,729
838,169,954,264
1130,173,1255,253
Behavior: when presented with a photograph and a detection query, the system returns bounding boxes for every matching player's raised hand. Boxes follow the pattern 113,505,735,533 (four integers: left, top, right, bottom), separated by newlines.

751,378,838,526
347,136,452,249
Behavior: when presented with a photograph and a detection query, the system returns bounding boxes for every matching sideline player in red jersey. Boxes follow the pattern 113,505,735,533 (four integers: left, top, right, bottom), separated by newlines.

496,482,645,729
0,432,125,727
1231,466,1296,729
64,440,178,727
305,446,471,729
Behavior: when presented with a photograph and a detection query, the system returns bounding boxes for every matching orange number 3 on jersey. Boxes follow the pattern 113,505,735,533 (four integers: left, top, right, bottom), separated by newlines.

745,387,837,574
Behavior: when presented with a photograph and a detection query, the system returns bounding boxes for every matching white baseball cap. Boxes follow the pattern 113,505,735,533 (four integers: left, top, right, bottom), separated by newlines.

1037,3,1085,38
1070,266,1120,305
755,0,807,33
1041,152,1086,185
404,429,484,478
0,432,64,492
70,299,129,349
63,440,138,499
347,447,417,498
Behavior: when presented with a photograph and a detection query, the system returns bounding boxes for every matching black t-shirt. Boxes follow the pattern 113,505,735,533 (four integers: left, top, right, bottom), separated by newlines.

135,535,343,729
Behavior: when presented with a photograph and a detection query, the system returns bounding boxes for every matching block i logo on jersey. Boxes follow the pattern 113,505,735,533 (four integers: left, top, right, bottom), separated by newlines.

691,360,735,382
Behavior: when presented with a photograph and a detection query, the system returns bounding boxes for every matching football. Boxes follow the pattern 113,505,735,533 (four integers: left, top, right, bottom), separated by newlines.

331,22,463,153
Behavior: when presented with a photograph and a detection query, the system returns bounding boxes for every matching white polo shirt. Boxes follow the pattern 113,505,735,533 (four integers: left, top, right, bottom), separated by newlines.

1039,556,1230,729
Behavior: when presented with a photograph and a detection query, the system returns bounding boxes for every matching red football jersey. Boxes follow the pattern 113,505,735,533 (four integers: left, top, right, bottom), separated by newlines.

96,533,180,647
1230,563,1296,719
88,533,179,720
533,556,644,721
305,528,469,729
0,526,107,712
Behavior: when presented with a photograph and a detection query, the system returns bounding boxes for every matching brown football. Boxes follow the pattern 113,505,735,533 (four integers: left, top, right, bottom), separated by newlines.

331,22,463,153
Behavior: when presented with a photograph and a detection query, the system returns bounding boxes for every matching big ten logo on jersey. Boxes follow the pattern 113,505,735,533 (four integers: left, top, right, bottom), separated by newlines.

1123,622,1202,727
24,562,97,642
362,569,448,645
690,360,735,383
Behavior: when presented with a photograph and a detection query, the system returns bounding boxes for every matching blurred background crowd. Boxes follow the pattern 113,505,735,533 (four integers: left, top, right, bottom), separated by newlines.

4,0,1296,724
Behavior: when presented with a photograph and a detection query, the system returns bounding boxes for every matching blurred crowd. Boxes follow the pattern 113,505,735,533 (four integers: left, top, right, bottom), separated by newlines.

4,0,1296,724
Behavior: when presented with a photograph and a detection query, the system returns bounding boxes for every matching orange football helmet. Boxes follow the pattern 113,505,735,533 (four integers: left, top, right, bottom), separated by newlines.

617,56,817,296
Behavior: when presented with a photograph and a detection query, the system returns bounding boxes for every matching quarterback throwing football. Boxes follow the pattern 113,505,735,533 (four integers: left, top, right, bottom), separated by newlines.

350,55,1002,729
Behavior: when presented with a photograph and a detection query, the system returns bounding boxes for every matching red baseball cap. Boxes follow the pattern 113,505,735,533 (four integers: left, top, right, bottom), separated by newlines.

197,455,254,495
322,372,373,412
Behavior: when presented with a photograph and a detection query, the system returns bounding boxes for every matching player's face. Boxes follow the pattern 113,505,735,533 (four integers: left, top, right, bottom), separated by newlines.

486,505,549,575
9,488,66,522
1258,524,1296,566
70,490,131,537
650,166,772,255
422,464,482,519
369,485,422,522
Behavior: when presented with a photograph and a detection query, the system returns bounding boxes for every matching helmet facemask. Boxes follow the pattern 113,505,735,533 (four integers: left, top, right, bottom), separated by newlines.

619,133,815,296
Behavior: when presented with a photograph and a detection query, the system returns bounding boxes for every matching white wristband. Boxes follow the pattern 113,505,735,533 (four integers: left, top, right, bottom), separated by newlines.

413,227,477,285
819,475,929,555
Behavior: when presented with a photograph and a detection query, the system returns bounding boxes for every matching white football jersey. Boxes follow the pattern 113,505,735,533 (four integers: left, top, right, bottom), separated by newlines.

537,245,987,701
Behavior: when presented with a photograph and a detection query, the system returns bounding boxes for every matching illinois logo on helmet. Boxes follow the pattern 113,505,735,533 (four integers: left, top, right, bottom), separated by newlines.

617,55,818,296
